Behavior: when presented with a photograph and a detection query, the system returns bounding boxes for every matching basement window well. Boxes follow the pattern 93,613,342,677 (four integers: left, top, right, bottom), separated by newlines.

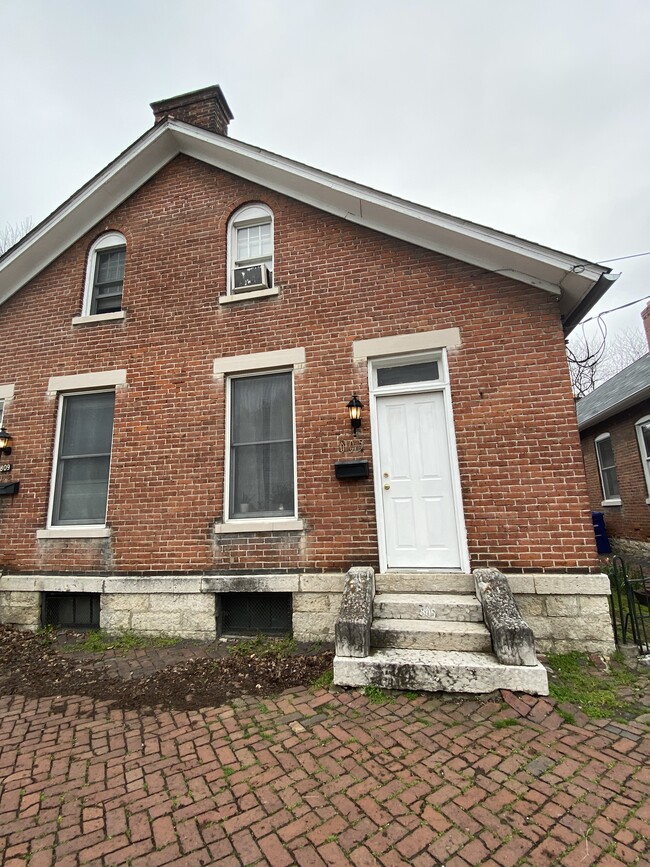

43,593,100,629
220,593,292,635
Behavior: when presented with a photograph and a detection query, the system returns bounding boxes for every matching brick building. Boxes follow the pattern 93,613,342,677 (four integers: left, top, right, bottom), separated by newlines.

577,303,650,560
0,86,616,664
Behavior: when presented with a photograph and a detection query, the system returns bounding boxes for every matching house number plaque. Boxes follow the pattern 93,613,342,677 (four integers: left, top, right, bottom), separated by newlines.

0,464,11,474
337,436,365,454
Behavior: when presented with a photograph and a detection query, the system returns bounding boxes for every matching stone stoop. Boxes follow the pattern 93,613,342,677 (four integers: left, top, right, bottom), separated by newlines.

334,648,549,694
333,569,549,696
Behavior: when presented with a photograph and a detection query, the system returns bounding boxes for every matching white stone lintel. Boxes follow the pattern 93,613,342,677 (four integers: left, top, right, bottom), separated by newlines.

352,327,461,360
47,369,127,394
213,348,305,377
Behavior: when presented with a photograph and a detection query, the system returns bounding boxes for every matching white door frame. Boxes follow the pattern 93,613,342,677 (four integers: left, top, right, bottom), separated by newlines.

368,350,470,573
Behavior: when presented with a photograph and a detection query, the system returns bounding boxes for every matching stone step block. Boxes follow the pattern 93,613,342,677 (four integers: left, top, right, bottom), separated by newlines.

375,573,475,594
374,593,483,622
334,648,549,695
371,619,492,653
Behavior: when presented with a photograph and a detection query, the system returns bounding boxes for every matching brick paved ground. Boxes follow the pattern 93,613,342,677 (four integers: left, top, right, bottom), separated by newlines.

1,660,649,865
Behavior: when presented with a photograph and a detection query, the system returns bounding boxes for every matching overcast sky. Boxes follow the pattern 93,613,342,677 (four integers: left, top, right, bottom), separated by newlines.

1,0,649,347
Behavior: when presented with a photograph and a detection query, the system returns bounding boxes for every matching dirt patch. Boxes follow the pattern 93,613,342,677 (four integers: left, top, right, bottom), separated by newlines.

0,626,334,711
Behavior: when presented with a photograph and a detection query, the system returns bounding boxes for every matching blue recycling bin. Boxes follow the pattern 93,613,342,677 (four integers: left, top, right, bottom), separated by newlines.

591,511,611,554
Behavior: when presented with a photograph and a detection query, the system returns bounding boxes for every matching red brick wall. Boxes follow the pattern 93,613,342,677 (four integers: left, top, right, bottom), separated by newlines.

581,399,650,541
0,155,599,574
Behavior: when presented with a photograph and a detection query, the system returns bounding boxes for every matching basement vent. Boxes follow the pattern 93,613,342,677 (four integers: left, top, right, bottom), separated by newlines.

43,593,100,629
220,592,292,635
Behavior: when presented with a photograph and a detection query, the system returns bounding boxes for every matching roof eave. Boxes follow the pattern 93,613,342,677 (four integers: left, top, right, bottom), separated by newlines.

578,383,650,431
0,120,612,321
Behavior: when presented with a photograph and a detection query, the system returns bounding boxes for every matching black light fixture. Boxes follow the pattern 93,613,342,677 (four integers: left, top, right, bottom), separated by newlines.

0,427,13,457
346,394,363,436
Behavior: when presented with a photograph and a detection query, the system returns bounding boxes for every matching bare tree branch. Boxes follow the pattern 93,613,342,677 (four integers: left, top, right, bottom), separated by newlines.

0,219,32,255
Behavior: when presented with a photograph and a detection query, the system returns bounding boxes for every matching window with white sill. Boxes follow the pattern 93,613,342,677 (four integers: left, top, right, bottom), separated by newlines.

595,433,621,504
227,371,295,520
636,416,650,498
49,390,115,526
83,232,126,316
227,204,274,294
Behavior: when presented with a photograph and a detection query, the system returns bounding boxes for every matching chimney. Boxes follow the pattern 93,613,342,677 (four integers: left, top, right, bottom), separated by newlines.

643,301,650,351
150,85,233,136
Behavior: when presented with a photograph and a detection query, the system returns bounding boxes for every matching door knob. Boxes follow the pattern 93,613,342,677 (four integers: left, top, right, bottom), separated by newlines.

384,484,390,490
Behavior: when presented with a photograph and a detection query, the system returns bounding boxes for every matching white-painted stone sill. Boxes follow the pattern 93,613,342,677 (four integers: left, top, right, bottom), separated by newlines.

72,311,126,326
601,498,622,507
214,518,304,534
219,287,279,305
36,527,111,539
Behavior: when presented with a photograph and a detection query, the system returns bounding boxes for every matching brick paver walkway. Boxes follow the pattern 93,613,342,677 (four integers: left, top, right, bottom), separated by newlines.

1,679,649,865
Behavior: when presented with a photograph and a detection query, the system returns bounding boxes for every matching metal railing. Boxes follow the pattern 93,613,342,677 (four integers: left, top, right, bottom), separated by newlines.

609,556,650,654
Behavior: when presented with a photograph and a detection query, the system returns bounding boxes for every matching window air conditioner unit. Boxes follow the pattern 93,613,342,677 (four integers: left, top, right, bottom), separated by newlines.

233,263,272,292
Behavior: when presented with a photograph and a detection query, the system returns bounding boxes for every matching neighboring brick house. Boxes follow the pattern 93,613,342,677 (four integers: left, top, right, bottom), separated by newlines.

577,303,650,561
0,85,617,666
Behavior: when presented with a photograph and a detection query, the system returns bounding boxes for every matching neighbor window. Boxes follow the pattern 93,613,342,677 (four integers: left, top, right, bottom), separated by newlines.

228,204,273,293
636,416,650,499
595,433,620,504
50,391,115,526
228,371,295,519
0,399,4,428
83,232,126,316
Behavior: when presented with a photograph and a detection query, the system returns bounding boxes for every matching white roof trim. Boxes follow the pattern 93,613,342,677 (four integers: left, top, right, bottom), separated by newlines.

0,120,613,327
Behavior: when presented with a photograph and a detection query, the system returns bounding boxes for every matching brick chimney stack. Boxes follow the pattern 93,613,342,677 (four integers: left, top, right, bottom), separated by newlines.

150,85,233,136
643,301,650,351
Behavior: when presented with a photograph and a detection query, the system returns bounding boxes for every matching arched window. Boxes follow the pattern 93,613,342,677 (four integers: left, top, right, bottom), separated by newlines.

83,232,127,316
227,204,273,294
636,416,650,499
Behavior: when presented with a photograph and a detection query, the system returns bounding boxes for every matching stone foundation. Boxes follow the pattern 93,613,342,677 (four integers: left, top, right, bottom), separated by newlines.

0,590,40,631
610,537,650,564
506,574,614,655
0,571,614,654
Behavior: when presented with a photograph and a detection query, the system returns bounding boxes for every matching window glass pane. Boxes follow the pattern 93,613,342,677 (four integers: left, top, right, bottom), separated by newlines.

596,436,614,469
53,392,115,525
596,437,620,499
96,249,125,283
230,373,294,518
60,393,115,456
236,222,271,262
231,374,292,444
231,442,294,517
641,423,650,456
91,247,124,314
377,361,439,387
0,399,4,427
57,456,111,522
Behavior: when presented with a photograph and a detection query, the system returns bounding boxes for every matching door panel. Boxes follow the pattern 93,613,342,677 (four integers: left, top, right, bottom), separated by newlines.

377,391,461,569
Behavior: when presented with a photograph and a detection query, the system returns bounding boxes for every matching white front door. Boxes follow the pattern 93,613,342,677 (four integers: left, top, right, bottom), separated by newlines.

376,390,462,570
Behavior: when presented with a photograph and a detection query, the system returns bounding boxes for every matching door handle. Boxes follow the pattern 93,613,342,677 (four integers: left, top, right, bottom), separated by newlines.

384,484,390,490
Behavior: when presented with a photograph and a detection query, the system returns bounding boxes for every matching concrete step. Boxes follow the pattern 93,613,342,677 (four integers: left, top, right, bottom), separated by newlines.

374,593,483,622
371,619,492,653
334,648,549,695
376,573,475,594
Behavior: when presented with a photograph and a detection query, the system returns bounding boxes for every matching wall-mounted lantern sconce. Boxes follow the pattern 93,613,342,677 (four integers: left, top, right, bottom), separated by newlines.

346,394,363,436
0,427,13,457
